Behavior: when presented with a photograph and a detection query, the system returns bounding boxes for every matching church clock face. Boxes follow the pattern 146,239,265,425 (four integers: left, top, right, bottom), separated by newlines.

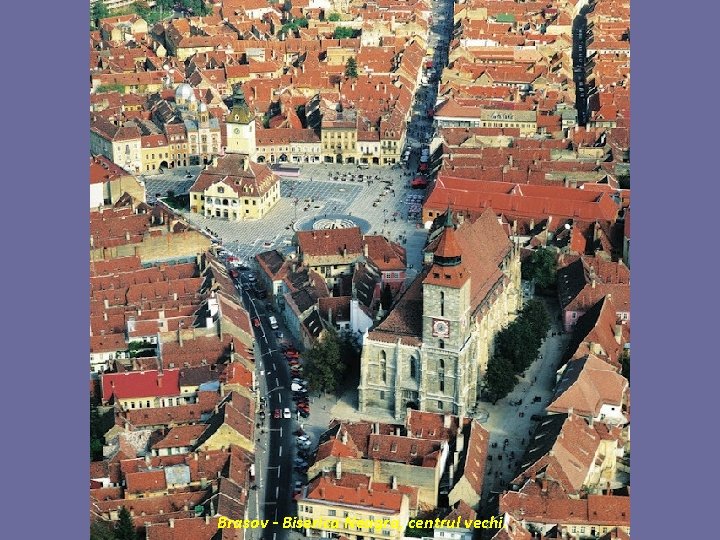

233,127,241,134
432,318,450,338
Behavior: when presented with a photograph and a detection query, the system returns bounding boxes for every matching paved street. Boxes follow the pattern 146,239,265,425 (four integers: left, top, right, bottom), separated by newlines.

164,163,429,282
238,275,297,540
477,297,571,506
141,165,204,203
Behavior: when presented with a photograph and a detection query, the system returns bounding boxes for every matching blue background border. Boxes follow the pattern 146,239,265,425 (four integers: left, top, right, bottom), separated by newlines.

3,1,716,537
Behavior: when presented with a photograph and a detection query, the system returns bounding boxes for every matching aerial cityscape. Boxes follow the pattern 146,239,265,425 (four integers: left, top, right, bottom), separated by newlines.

88,1,630,539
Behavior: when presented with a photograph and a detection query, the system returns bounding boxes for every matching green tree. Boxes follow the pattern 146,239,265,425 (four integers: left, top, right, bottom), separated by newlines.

304,330,346,395
90,520,116,540
620,349,630,382
116,507,137,540
334,26,356,40
521,247,557,289
495,319,540,374
484,355,517,404
92,0,110,26
380,283,393,311
327,12,341,22
90,399,105,461
521,298,550,342
345,56,358,78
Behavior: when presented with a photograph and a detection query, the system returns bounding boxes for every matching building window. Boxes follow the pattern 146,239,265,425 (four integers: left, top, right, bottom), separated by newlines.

218,187,224,194
409,357,416,379
438,400,443,409
439,339,445,349
440,292,445,317
379,390,385,400
328,510,336,517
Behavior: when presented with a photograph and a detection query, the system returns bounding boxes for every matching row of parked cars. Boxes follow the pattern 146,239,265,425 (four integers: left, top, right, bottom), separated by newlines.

283,344,310,418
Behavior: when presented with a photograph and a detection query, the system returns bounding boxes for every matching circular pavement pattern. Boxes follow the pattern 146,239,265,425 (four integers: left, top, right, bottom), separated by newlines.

294,214,371,234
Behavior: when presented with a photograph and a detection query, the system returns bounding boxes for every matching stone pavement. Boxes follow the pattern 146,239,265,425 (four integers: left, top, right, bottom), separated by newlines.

173,162,430,280
477,297,572,505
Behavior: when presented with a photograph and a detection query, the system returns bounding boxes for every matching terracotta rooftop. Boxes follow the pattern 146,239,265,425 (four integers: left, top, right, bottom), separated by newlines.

102,369,181,402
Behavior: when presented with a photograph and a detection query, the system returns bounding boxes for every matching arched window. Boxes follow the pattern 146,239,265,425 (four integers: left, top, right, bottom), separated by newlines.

409,357,417,379
439,339,445,349
438,369,445,393
380,351,387,383
440,292,445,317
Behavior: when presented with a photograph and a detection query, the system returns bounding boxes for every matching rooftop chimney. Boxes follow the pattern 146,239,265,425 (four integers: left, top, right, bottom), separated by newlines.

363,243,369,257
614,324,622,344
341,430,348,444
335,461,342,480
443,414,452,428
169,518,175,528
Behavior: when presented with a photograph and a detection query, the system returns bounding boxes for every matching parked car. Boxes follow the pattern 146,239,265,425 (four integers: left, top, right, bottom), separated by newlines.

411,177,428,189
283,407,291,419
274,409,281,419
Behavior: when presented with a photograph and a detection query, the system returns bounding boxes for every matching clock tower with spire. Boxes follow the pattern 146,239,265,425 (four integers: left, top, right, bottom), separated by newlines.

225,85,256,159
418,210,476,415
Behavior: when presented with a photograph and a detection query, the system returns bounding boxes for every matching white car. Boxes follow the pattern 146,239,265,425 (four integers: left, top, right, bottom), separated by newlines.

283,407,292,419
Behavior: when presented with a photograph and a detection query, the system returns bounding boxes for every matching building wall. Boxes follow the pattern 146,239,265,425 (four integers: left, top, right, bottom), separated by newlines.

225,120,256,157
322,126,358,163
308,456,440,507
91,183,105,208
141,144,172,172
197,424,254,454
107,174,147,204
191,180,280,221
90,230,211,264
297,495,409,540
359,246,521,418
447,477,480,511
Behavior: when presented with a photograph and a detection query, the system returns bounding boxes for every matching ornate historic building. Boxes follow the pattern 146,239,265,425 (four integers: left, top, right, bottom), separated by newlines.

358,209,522,419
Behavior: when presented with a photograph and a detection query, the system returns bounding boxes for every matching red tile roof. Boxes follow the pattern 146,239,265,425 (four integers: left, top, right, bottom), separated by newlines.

125,469,167,494
102,369,181,402
303,475,405,513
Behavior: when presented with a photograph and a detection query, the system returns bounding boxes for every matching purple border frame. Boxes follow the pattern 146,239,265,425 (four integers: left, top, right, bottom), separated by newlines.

3,1,717,538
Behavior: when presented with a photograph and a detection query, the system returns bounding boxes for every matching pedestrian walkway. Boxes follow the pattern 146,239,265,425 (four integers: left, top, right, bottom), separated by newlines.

478,297,571,503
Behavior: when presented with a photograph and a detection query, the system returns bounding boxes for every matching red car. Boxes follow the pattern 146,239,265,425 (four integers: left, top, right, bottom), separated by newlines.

253,318,261,328
273,409,281,419
411,177,428,189
285,350,300,358
418,162,429,172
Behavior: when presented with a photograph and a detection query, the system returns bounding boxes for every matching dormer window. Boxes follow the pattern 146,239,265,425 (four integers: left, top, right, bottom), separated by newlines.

217,187,224,194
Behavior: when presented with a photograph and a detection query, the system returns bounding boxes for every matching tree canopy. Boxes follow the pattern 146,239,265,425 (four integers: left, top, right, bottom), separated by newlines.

91,0,109,26
116,507,137,540
521,247,557,289
345,56,358,78
333,26,356,40
304,330,347,394
483,355,518,404
327,12,341,22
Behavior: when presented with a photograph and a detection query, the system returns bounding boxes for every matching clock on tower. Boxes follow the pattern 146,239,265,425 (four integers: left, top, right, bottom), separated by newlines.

432,318,450,338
